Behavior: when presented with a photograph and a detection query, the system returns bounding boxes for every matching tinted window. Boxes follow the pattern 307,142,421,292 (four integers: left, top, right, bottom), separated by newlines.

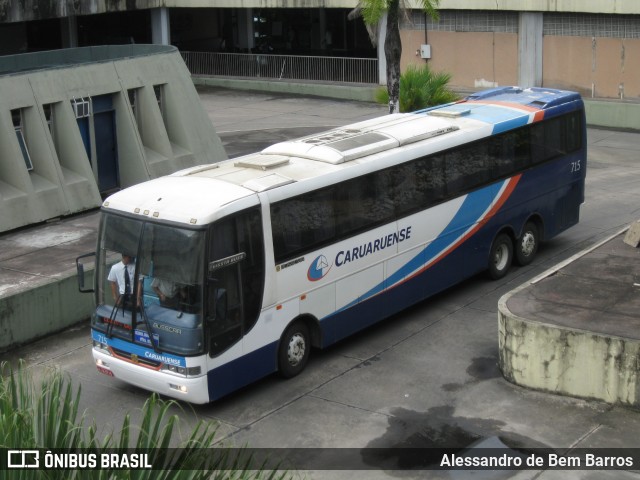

392,155,446,217
272,187,335,261
565,111,582,153
445,142,492,196
270,110,584,262
207,208,265,356
492,128,531,178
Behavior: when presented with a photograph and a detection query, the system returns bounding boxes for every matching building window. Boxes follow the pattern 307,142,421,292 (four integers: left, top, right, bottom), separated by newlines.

127,88,139,123
128,89,138,114
153,84,165,118
11,109,34,172
71,97,90,118
43,103,53,133
404,10,519,34
544,13,640,38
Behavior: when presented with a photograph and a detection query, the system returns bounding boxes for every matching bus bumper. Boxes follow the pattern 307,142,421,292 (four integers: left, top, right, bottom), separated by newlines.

92,349,210,404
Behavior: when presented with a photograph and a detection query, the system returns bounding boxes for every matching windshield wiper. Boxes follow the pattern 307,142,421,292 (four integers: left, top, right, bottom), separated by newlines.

137,301,162,354
106,295,127,339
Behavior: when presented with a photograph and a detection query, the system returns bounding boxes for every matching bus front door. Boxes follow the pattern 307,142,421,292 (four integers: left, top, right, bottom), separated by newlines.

206,208,265,358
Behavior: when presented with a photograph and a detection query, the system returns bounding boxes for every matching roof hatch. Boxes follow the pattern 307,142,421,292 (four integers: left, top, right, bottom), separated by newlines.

429,107,471,118
235,155,290,170
261,115,459,164
242,173,295,192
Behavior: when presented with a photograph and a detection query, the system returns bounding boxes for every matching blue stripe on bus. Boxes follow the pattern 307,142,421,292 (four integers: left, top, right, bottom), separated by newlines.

464,105,532,129
92,329,187,368
207,341,278,401
332,178,511,314
320,239,471,345
491,116,532,134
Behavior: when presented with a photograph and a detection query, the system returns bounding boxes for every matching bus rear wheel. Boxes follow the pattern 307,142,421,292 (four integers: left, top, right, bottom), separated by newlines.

515,221,539,266
278,322,310,378
488,233,513,280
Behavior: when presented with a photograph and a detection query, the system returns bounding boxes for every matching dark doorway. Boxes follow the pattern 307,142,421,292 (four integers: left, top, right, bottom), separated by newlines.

92,94,119,194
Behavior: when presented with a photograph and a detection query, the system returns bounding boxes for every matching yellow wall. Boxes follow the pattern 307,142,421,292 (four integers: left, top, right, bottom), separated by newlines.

400,30,518,90
544,36,640,100
401,27,640,101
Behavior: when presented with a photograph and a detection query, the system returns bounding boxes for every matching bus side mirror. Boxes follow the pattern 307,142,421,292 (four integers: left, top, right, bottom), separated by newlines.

76,252,96,293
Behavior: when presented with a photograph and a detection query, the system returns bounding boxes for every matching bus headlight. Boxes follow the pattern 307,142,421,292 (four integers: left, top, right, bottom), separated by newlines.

161,365,201,377
93,340,112,355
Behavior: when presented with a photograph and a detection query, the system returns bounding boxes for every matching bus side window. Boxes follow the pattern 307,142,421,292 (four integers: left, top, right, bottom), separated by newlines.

419,155,446,206
272,188,335,261
336,177,367,234
207,208,265,357
493,129,530,178
391,155,445,216
543,116,567,160
336,173,393,235
235,208,264,334
208,218,242,356
565,111,582,153
362,171,394,225
530,122,545,165
445,142,491,196
530,119,568,165
391,162,421,217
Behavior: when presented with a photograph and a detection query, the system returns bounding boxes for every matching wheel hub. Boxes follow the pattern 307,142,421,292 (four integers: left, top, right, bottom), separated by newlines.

494,244,509,270
287,333,306,366
521,232,536,257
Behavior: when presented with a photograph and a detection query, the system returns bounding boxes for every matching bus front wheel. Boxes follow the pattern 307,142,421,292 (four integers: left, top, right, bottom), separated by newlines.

488,233,513,280
515,221,539,266
278,322,310,378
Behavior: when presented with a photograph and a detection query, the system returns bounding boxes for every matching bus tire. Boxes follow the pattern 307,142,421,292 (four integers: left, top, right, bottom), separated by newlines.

488,233,513,280
515,221,539,266
278,321,310,379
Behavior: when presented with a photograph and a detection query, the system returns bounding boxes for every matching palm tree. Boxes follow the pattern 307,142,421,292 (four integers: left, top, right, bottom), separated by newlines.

351,0,440,113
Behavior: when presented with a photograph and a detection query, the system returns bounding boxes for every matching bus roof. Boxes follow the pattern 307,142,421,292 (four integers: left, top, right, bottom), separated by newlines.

102,86,582,226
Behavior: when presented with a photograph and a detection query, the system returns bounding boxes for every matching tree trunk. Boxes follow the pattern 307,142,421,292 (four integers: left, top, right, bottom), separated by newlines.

385,0,402,114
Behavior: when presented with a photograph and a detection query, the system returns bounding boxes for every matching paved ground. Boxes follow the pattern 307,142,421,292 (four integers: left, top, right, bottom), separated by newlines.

2,87,640,479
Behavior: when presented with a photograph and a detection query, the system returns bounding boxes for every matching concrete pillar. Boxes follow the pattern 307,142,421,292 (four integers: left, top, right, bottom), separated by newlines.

518,12,543,88
151,7,171,45
319,8,327,50
61,16,78,48
237,8,255,51
378,13,387,86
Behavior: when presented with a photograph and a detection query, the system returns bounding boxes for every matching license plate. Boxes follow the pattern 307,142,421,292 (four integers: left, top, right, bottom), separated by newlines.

97,365,114,377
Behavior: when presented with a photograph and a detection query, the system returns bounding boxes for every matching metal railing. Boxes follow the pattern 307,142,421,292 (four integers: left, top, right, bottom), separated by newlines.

181,51,379,85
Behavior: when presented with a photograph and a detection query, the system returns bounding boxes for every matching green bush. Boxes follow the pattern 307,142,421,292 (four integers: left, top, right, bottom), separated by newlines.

376,64,459,112
1,362,292,480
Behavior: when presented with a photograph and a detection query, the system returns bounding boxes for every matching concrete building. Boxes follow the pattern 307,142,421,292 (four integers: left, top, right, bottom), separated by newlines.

401,1,640,101
1,1,639,232
1,1,639,100
0,44,226,232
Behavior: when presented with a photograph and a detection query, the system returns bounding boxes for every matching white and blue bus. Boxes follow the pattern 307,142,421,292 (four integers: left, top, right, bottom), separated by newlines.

78,86,586,404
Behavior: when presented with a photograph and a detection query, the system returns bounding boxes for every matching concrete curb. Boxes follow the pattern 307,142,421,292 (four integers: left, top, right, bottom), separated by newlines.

497,227,640,408
0,267,94,352
192,76,379,102
585,99,640,132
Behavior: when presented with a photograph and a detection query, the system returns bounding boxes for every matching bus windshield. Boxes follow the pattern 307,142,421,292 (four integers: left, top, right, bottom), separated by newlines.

94,212,205,356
